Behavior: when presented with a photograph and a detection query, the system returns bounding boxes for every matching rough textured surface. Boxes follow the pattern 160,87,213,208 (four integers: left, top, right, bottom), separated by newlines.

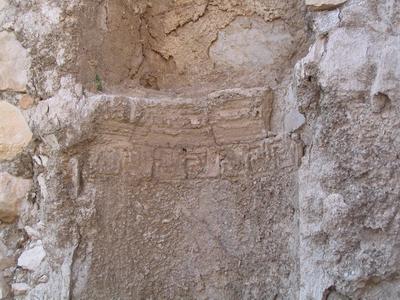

0,172,31,223
17,243,45,271
296,1,400,298
0,102,32,161
26,89,301,299
0,0,399,299
77,0,307,93
0,32,29,92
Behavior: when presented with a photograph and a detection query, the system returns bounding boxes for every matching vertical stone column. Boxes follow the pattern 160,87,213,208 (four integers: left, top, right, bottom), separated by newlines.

298,0,400,298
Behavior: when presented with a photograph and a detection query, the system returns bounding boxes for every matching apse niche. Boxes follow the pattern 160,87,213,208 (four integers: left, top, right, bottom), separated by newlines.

65,1,308,299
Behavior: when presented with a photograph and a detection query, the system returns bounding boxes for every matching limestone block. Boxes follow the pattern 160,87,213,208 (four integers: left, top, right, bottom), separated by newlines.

285,109,305,132
0,31,29,92
319,28,370,92
306,0,347,10
17,244,46,271
0,172,32,223
0,102,32,161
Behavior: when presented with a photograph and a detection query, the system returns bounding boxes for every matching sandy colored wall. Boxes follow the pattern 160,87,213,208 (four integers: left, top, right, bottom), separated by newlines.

0,0,399,299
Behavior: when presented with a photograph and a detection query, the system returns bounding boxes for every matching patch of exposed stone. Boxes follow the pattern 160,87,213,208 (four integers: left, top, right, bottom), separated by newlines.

0,32,29,92
0,172,31,223
296,0,400,298
0,102,32,161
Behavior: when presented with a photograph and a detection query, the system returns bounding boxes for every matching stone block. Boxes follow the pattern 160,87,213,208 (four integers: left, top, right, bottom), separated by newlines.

0,32,29,92
0,102,32,161
17,244,46,271
0,172,31,223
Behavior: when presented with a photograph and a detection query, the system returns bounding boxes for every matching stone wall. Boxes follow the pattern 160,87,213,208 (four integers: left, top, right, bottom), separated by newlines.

297,1,400,298
0,0,399,299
